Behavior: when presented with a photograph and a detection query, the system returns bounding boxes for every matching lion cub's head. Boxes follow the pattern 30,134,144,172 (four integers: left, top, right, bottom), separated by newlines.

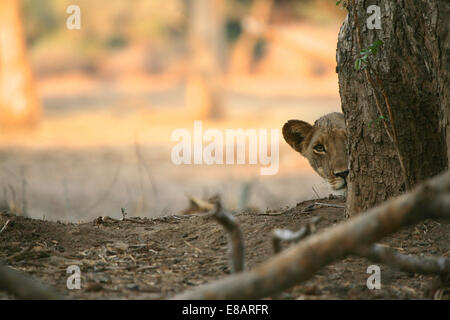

283,112,348,191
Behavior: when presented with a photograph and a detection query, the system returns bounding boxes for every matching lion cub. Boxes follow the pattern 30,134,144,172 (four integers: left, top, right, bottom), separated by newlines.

282,112,349,191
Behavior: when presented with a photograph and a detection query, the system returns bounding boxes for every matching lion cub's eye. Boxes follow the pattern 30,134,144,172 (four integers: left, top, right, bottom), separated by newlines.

313,144,326,153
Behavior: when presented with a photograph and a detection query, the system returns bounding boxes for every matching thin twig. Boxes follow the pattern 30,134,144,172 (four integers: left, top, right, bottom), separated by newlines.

314,202,345,208
118,207,145,224
21,167,27,216
135,138,160,215
311,186,321,199
82,165,121,215
0,219,10,234
6,245,33,263
121,207,127,220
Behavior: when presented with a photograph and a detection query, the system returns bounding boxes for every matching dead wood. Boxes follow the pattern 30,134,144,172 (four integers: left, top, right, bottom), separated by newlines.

0,219,10,234
210,201,245,273
172,170,450,299
0,264,65,300
314,202,345,208
353,244,450,275
272,217,321,254
272,228,309,254
182,194,216,215
274,228,449,276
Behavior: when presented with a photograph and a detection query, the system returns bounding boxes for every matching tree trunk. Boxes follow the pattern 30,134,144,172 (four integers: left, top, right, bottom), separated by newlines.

185,0,225,120
337,0,448,216
0,0,41,129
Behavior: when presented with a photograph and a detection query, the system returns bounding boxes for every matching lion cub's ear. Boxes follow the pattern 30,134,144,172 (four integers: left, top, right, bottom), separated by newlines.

282,120,313,154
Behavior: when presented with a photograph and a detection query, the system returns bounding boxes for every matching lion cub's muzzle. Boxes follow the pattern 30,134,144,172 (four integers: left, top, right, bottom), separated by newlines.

328,170,349,190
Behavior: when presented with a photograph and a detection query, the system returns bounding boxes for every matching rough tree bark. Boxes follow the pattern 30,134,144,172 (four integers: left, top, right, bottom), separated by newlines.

337,1,448,216
0,0,41,129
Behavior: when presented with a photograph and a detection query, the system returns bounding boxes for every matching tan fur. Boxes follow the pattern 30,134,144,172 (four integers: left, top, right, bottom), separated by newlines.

283,112,348,191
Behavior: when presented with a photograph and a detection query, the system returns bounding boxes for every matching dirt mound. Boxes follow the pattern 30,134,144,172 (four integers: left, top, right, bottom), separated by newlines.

0,197,448,299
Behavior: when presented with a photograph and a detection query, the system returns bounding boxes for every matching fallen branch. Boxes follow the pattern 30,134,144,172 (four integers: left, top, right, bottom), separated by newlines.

354,244,450,275
314,202,345,208
93,216,120,225
272,217,321,254
274,227,450,276
120,208,145,224
172,171,450,299
182,194,216,215
6,245,32,263
272,228,309,254
210,201,244,273
0,264,66,300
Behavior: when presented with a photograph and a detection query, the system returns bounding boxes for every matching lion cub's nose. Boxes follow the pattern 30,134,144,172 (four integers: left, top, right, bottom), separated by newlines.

335,170,349,179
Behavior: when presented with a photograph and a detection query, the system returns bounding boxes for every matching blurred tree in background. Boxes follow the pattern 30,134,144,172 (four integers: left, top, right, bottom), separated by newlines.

2,0,345,123
0,0,41,129
21,0,187,76
228,0,274,74
186,0,226,119
19,0,344,77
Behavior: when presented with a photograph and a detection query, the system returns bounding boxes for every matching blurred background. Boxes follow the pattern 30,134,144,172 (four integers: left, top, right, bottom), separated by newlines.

0,0,346,222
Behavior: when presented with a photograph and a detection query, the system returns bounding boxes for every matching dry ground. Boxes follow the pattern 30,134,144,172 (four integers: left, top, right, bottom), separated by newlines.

0,94,340,222
1,196,448,300
0,59,342,222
